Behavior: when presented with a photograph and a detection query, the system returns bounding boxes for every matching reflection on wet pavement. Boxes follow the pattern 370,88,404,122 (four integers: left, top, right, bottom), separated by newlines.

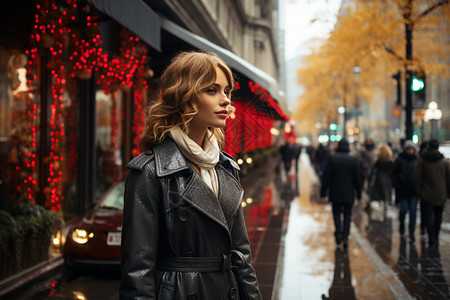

324,248,356,300
245,188,274,256
418,247,449,299
276,153,396,300
354,193,450,299
47,274,120,299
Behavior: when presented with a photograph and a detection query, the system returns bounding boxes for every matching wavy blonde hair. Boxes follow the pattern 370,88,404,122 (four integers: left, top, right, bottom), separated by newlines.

375,143,393,162
139,51,234,151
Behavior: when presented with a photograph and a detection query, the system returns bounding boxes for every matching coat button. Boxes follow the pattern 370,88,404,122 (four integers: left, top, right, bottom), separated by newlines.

228,288,236,299
187,294,197,300
178,210,189,222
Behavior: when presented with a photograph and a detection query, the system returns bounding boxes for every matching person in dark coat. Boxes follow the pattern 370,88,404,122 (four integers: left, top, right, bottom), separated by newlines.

306,144,316,165
392,140,418,240
120,51,262,299
292,143,302,174
414,138,450,248
280,140,293,178
418,140,429,238
314,143,329,177
320,139,362,249
368,143,394,213
356,138,375,190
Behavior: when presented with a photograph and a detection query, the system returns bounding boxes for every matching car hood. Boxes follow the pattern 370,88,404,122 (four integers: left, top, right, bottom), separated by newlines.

81,208,123,232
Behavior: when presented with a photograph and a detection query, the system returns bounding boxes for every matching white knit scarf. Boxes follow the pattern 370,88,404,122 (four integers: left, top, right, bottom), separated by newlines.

169,127,220,196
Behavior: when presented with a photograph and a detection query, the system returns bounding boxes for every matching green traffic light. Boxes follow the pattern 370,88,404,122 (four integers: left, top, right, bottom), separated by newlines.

329,123,338,131
411,78,424,91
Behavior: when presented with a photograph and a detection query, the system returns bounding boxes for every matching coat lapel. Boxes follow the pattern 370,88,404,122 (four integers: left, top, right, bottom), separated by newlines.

216,164,244,223
153,137,190,177
180,166,244,235
180,174,229,234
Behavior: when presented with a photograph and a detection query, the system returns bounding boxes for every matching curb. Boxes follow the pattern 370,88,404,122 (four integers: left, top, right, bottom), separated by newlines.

0,256,64,298
351,224,414,300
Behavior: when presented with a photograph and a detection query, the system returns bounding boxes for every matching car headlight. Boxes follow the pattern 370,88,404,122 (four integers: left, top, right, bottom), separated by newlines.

71,229,94,244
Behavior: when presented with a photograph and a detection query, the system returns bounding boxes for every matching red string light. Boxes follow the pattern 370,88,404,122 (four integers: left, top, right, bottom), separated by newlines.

25,0,151,210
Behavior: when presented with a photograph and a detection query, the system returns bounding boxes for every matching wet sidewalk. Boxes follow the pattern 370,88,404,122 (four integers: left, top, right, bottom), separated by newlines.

242,151,450,299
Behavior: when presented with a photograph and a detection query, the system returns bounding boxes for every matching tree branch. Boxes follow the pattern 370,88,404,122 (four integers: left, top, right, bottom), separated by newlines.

384,46,404,61
414,0,449,24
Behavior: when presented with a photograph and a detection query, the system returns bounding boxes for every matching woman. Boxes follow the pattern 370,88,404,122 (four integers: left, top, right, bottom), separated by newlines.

119,51,262,299
369,143,394,214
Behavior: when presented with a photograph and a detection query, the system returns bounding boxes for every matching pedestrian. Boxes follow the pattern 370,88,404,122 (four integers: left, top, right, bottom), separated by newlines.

306,143,316,166
314,143,329,177
119,51,262,299
356,138,376,190
292,143,302,174
280,139,293,179
418,140,429,239
292,143,302,192
392,140,418,241
414,138,450,248
368,143,394,213
320,139,362,249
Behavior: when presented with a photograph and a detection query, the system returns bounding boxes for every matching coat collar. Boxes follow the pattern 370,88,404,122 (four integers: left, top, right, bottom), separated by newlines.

153,137,190,177
153,137,243,235
153,137,240,177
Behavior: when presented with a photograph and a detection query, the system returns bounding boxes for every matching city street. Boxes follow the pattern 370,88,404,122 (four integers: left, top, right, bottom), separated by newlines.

5,150,450,300
1,1,449,300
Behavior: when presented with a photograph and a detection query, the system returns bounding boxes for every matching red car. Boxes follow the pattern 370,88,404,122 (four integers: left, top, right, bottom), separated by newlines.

63,180,124,272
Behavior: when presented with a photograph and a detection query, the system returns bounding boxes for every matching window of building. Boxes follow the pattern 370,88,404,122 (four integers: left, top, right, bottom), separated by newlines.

0,47,41,210
94,89,124,200
0,45,80,217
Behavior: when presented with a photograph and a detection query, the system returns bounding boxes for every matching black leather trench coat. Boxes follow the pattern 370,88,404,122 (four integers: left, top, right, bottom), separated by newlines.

119,137,262,300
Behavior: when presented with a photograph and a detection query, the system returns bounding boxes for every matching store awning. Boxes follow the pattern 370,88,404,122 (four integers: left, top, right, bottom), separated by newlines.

87,0,161,51
160,17,282,102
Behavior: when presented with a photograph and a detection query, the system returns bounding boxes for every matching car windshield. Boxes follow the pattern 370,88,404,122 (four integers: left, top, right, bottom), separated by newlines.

99,181,125,210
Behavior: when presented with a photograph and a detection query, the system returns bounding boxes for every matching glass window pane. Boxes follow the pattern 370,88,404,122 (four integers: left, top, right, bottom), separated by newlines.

0,47,41,209
95,89,124,200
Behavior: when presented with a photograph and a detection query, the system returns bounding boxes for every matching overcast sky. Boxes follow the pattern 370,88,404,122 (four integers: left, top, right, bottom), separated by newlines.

282,0,342,60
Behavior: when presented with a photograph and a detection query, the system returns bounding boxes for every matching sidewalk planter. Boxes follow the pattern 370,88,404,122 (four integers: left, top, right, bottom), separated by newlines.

0,204,63,281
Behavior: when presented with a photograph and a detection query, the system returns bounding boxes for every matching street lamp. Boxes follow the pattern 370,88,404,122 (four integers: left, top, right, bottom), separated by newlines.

424,101,442,138
335,94,347,140
352,64,361,140
338,106,346,138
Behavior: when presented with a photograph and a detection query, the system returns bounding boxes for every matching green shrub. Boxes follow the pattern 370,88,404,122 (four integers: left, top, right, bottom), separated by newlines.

0,203,63,271
0,210,20,263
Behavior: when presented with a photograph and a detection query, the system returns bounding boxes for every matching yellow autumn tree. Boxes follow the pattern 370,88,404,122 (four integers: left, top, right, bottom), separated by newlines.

293,0,450,138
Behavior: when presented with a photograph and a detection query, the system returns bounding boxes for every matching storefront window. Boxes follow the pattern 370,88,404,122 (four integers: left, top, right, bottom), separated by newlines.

56,75,79,219
0,45,81,219
0,47,41,210
94,89,124,200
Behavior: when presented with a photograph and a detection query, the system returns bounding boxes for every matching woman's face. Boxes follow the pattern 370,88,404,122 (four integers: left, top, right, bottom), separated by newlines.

189,67,232,134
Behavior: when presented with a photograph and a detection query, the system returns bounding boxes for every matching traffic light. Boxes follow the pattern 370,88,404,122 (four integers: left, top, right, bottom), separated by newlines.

392,72,401,106
411,78,424,91
411,70,426,105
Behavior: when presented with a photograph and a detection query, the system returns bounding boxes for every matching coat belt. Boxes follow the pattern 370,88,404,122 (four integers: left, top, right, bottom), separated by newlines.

156,250,247,272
